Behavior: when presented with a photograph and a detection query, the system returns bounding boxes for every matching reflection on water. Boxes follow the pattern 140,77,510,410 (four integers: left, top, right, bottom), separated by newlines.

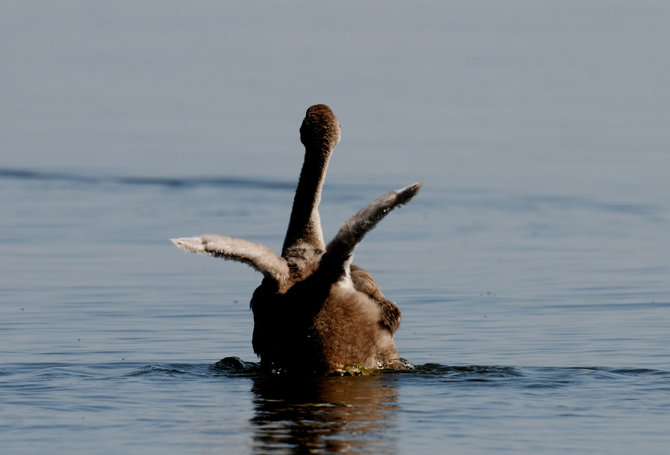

212,358,528,454
250,373,399,454
213,360,531,454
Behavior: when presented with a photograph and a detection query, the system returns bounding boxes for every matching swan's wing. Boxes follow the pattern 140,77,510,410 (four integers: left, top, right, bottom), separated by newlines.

172,235,289,284
318,182,421,280
351,264,401,333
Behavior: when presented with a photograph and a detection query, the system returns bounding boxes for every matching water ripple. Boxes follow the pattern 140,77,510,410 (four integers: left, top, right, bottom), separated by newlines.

3,360,669,387
0,167,294,191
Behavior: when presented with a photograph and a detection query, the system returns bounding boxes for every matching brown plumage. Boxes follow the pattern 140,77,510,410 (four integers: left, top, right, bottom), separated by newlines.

172,104,420,374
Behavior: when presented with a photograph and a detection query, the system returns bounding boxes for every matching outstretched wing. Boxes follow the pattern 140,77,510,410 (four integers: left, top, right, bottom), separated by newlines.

318,182,421,281
172,235,289,285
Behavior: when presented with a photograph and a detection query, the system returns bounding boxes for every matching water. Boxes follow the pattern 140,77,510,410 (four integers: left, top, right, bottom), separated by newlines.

2,1,670,453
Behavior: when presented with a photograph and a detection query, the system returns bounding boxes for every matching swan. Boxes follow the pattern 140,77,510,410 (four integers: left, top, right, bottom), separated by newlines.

172,104,421,374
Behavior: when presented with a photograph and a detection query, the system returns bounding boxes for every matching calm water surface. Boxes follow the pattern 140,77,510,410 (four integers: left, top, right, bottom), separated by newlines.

2,172,669,454
2,1,670,454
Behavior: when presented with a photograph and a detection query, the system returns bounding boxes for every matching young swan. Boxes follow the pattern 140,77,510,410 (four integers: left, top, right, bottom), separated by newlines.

172,104,421,374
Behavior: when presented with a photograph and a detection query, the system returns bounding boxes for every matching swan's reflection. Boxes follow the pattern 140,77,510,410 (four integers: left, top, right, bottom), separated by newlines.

250,374,399,454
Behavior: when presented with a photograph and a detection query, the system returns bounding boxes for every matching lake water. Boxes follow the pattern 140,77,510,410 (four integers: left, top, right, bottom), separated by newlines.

1,1,669,454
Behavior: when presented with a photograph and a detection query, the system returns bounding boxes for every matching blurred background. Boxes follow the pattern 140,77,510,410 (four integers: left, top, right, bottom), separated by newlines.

3,0,667,193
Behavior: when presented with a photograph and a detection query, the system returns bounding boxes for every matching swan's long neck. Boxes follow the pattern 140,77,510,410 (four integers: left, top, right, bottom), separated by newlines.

281,145,331,256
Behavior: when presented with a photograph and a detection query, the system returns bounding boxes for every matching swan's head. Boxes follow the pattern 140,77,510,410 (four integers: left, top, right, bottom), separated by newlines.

300,104,341,150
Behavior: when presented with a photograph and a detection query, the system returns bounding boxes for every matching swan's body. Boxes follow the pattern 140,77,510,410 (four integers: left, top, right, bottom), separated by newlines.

172,104,420,373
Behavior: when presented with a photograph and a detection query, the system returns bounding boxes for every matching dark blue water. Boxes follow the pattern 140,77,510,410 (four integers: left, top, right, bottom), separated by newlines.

2,170,669,454
3,358,670,454
2,1,670,453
